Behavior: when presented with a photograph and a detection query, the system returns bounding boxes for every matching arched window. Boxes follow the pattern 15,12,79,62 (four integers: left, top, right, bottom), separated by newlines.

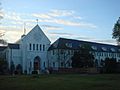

40,44,41,51
36,44,38,50
111,48,115,52
91,46,97,50
53,62,55,67
66,43,72,48
102,47,107,51
44,62,46,67
43,45,45,51
29,43,31,50
33,44,35,50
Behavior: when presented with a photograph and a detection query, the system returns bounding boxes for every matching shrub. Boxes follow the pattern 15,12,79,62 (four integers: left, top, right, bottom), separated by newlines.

32,70,38,74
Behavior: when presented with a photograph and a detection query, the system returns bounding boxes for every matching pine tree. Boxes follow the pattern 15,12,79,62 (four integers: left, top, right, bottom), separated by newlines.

112,17,120,44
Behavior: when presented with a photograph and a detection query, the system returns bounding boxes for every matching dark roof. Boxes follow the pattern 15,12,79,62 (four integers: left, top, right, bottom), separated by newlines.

48,38,120,52
8,43,20,49
0,46,7,51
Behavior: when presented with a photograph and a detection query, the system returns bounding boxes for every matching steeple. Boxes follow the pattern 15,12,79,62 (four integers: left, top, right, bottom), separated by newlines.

24,23,26,35
36,19,38,25
21,23,26,38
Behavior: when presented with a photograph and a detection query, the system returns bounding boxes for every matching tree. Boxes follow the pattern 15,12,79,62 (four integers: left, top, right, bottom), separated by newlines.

10,61,15,74
0,58,8,74
104,58,117,73
112,17,120,44
0,2,7,45
0,2,4,21
16,64,22,74
71,44,94,68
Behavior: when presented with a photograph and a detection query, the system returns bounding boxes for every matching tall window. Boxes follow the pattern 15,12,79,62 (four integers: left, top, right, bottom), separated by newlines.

40,44,41,51
33,44,35,50
43,45,45,51
53,62,55,67
36,44,38,50
61,62,64,67
29,43,31,50
68,50,70,55
53,50,54,55
44,62,45,67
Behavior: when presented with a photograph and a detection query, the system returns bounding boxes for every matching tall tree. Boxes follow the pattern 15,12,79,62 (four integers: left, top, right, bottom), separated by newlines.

10,61,15,74
104,58,117,73
112,17,120,44
0,58,8,74
71,44,94,68
0,2,3,20
0,2,7,45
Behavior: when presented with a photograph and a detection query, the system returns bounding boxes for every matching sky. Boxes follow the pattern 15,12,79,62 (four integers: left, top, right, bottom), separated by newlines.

0,0,120,44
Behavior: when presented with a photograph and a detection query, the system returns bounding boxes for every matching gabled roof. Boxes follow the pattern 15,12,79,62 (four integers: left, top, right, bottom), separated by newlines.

16,24,51,43
48,38,120,53
8,43,20,49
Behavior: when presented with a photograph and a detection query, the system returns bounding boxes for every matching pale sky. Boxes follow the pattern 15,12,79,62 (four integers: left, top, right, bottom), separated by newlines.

0,0,120,44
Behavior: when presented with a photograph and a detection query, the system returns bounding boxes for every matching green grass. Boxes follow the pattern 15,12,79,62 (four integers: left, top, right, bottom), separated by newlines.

0,74,120,90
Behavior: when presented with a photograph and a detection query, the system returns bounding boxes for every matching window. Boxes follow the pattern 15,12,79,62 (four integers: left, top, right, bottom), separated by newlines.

44,62,45,67
68,50,70,55
61,62,64,67
79,44,81,47
36,44,38,50
53,62,55,67
101,52,103,56
53,50,54,55
111,48,115,52
102,47,107,51
29,43,31,50
33,44,35,50
92,46,97,50
68,62,71,67
60,49,64,54
43,45,45,51
40,44,41,51
66,43,72,48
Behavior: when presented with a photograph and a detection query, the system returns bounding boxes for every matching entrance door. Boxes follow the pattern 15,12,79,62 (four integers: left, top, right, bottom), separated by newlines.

34,56,40,71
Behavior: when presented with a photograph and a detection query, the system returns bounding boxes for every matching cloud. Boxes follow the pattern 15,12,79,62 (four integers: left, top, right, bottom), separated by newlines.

5,12,22,21
45,19,97,28
32,13,52,19
32,9,97,29
48,31,117,45
41,24,63,30
73,16,82,20
4,30,23,43
2,10,98,43
0,28,22,43
41,24,60,28
48,9,74,17
50,32,74,36
0,8,4,20
5,10,97,29
32,9,75,19
93,39,117,45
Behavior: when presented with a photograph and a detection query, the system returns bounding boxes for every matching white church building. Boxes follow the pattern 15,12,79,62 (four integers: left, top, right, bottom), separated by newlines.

3,24,51,74
1,24,120,74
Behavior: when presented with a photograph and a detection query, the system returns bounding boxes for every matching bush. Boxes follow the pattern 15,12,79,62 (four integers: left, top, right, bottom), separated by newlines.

104,58,117,73
16,64,22,74
0,58,8,75
32,70,38,74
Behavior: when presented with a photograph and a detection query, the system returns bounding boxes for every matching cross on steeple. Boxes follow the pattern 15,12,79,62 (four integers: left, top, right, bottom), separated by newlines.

36,19,38,25
24,23,26,35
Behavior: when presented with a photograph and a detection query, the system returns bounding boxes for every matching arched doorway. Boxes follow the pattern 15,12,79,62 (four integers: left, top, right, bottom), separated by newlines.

34,56,41,71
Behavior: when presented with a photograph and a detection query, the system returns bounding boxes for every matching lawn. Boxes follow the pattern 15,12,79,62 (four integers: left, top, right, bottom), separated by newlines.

0,74,120,90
